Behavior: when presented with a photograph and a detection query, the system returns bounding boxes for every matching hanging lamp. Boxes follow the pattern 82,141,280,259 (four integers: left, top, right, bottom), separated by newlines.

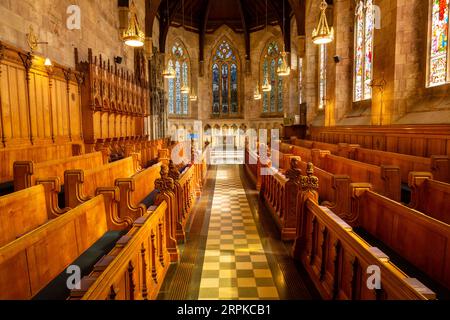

261,0,272,93
312,0,334,45
180,0,189,94
277,0,291,77
262,61,272,93
162,60,176,79
162,0,176,78
254,82,262,100
190,87,198,101
123,0,145,47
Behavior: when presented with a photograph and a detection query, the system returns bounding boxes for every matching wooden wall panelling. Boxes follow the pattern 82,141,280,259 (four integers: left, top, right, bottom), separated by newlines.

311,126,450,157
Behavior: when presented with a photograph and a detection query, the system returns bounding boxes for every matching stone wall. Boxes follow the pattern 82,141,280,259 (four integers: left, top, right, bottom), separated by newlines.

304,0,450,126
0,0,150,71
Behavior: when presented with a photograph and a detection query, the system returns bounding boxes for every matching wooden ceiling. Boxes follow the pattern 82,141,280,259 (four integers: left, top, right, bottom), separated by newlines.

139,0,330,59
164,0,287,34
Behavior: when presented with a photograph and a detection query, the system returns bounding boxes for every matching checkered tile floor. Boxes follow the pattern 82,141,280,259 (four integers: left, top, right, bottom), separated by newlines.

198,166,280,300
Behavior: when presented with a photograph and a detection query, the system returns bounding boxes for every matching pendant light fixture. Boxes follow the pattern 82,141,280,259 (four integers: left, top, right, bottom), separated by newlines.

261,0,272,93
254,81,262,100
190,88,198,101
189,21,198,101
123,0,145,47
277,0,290,77
189,1,198,101
162,0,176,79
312,0,334,45
180,0,190,94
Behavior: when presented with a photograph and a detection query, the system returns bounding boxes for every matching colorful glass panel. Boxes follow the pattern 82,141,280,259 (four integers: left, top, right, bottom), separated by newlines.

430,0,449,86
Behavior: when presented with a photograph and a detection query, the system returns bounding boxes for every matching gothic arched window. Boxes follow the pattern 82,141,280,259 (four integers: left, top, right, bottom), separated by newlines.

262,41,284,113
212,40,239,115
354,0,374,101
168,42,189,115
429,0,450,87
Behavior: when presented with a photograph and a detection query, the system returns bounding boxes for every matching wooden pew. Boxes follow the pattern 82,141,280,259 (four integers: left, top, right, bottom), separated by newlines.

13,152,105,191
0,182,70,248
168,162,196,243
288,139,450,184
350,184,450,292
310,125,450,158
292,199,435,300
0,143,84,185
409,172,450,225
114,163,180,263
69,201,170,300
0,191,125,300
353,148,449,184
64,155,139,227
290,144,313,163
115,162,162,224
291,157,352,221
261,167,290,239
291,138,341,155
312,149,401,202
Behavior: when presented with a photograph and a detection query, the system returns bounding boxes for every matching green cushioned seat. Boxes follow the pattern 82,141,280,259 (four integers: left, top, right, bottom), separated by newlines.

33,230,127,300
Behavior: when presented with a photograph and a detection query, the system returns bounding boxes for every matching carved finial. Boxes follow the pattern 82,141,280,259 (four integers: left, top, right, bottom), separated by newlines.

285,158,302,183
306,162,314,176
156,165,175,193
168,160,180,181
301,162,319,191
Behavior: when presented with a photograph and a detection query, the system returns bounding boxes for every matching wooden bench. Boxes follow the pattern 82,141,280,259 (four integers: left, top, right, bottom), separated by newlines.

13,152,105,191
409,172,450,225
350,184,450,292
69,201,170,300
64,155,139,228
290,144,313,163
168,162,196,243
312,149,401,202
310,125,450,158
291,138,341,155
0,182,70,248
353,148,449,184
0,191,125,300
292,198,435,300
0,143,84,185
115,162,161,217
290,157,352,221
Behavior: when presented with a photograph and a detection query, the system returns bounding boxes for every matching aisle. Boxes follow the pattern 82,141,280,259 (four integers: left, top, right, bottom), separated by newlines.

198,165,279,300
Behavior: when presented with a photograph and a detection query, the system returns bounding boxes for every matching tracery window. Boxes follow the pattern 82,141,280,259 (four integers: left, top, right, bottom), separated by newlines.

354,0,374,101
429,0,450,87
262,41,284,113
212,40,239,115
168,42,189,115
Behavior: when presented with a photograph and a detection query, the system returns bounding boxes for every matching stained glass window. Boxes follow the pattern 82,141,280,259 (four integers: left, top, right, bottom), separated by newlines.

168,61,174,114
429,0,450,86
263,60,269,112
168,42,189,115
231,64,238,113
261,41,284,113
211,40,239,115
175,61,181,114
319,44,327,110
354,0,374,101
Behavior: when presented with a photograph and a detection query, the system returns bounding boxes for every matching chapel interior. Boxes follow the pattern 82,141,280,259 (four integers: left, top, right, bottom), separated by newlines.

0,0,449,301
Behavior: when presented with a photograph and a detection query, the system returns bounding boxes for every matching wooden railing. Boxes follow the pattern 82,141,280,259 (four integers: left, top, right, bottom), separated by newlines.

70,201,170,300
245,153,437,299
292,199,435,300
